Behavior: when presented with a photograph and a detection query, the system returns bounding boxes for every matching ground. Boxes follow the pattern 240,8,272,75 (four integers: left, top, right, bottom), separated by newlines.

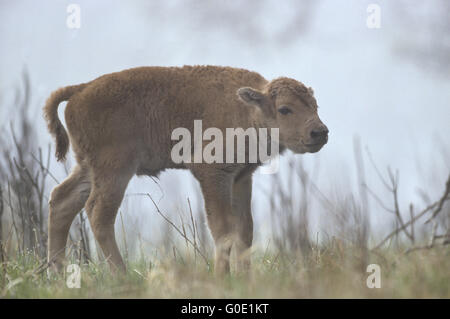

1,245,448,298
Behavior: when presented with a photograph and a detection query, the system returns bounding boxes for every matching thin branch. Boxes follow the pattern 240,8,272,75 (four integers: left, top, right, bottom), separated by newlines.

424,177,450,224
373,175,450,250
146,194,210,267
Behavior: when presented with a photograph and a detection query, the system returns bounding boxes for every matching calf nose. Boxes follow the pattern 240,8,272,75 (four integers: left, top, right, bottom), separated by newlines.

310,125,329,140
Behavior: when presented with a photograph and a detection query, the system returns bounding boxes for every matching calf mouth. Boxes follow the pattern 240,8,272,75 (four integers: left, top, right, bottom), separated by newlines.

301,140,327,152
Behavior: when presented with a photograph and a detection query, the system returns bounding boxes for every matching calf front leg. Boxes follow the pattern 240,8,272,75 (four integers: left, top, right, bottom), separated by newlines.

193,168,235,276
232,174,253,273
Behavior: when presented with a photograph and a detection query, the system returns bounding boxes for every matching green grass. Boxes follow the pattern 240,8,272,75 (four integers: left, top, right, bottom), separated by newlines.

1,245,449,298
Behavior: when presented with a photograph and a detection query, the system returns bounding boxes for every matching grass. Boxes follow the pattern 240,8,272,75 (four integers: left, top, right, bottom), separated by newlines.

1,244,449,298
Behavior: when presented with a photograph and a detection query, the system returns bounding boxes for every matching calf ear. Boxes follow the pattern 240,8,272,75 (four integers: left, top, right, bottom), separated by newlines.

237,87,265,108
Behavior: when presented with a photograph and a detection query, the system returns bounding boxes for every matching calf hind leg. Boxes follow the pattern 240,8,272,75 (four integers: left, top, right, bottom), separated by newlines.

48,164,91,271
85,164,135,273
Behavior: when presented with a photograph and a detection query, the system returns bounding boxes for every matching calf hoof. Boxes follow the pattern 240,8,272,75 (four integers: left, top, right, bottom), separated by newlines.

46,261,65,279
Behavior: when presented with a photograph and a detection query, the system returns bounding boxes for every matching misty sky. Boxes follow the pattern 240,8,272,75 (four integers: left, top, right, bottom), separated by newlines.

1,0,449,245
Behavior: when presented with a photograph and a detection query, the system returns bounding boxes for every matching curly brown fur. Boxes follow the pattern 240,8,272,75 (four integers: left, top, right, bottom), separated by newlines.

266,77,317,109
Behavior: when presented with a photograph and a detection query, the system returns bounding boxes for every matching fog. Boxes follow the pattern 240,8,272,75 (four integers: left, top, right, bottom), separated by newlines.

1,0,449,247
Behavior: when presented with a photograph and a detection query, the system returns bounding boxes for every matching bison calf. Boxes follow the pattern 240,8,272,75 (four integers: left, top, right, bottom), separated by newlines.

44,65,328,275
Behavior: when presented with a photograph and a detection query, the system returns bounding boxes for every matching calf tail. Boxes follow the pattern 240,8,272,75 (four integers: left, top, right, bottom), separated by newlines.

43,84,87,161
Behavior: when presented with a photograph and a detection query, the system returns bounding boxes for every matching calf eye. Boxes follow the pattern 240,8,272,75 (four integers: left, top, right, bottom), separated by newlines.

278,106,292,115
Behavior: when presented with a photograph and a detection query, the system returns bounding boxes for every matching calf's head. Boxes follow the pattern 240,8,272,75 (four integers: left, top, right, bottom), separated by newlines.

237,77,328,154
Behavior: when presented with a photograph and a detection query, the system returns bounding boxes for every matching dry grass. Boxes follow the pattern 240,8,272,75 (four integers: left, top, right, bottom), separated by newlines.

1,243,449,298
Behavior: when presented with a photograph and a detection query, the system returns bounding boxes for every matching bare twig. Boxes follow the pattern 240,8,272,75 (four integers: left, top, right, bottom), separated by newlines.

187,198,197,263
146,194,210,267
404,223,449,254
424,177,450,224
373,175,450,250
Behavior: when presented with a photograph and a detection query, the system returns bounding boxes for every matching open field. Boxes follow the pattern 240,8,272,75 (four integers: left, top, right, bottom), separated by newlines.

1,244,449,298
